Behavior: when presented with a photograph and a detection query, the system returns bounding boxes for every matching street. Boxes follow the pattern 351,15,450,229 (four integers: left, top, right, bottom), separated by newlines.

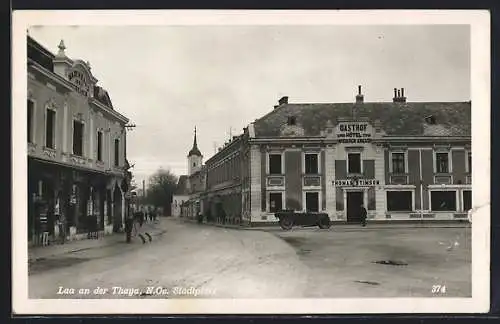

29,219,471,299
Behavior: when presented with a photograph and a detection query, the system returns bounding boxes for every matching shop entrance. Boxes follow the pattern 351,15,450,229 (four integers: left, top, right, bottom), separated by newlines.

347,191,364,223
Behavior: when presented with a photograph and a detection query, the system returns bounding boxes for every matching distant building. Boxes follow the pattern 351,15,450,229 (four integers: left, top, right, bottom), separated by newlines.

173,128,207,218
172,175,189,217
27,35,132,245
199,86,471,225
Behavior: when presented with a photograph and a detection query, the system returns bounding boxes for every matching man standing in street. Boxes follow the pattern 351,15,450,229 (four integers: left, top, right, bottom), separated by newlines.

360,204,367,227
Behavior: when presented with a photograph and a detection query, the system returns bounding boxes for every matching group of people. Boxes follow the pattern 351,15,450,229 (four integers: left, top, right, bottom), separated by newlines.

125,205,161,243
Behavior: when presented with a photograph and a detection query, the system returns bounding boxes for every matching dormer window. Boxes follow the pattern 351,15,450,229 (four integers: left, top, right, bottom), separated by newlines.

424,115,437,125
287,116,296,126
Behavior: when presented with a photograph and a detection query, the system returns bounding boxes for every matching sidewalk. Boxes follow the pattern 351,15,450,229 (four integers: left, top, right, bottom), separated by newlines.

177,217,469,231
28,218,169,262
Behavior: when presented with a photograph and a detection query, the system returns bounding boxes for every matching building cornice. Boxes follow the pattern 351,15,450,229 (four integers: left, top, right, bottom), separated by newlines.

89,97,129,124
28,59,75,92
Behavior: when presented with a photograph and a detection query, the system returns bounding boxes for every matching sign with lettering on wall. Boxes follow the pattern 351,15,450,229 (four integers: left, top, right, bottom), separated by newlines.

336,122,373,144
68,68,91,97
333,179,380,187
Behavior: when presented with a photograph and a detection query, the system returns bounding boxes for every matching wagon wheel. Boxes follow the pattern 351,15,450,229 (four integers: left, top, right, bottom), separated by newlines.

318,217,331,229
280,218,293,230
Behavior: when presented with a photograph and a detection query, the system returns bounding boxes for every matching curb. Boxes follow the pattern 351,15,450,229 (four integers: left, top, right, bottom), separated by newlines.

28,228,167,263
178,219,469,231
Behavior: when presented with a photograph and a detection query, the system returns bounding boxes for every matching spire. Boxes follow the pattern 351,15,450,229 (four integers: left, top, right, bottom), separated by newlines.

188,126,202,157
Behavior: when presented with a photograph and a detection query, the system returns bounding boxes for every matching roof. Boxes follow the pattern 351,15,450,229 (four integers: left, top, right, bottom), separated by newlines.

27,35,55,72
188,128,202,157
253,102,471,137
175,175,189,195
94,86,114,109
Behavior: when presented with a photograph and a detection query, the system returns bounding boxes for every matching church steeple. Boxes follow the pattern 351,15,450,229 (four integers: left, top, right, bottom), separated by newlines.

188,126,202,157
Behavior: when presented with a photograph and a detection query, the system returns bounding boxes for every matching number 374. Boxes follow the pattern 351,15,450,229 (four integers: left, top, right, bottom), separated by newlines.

431,285,447,294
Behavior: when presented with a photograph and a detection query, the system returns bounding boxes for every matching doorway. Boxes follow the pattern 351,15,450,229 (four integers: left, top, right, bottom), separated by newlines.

347,191,364,223
305,192,319,212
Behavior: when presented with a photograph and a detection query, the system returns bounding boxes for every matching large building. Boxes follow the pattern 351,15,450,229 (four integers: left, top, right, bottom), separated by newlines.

27,35,132,245
196,86,471,225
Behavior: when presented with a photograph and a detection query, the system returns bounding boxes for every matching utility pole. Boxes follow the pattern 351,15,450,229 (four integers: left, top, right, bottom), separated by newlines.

142,180,146,203
213,142,217,154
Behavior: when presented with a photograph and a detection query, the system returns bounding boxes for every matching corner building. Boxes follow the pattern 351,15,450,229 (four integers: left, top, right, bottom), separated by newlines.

27,35,131,244
203,86,472,225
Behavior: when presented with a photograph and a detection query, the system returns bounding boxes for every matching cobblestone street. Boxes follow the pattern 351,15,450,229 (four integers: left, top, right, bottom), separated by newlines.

29,218,471,299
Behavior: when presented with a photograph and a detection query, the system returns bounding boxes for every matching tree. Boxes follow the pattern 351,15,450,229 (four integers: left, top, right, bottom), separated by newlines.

145,168,179,216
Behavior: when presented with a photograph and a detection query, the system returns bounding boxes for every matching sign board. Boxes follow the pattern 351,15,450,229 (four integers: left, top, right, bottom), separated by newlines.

336,122,373,144
333,179,380,187
68,68,91,97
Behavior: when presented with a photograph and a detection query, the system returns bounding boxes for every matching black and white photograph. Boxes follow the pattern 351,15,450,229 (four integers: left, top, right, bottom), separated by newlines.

12,10,490,314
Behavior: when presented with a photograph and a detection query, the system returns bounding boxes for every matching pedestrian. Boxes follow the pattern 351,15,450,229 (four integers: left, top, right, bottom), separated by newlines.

125,214,134,243
360,204,367,227
149,206,153,222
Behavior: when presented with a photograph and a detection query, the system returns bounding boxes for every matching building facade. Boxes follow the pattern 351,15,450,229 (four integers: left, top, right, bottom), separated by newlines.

27,36,132,245
199,86,471,225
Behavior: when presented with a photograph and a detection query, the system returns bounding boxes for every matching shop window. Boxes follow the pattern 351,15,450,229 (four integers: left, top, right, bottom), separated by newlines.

467,152,472,173
348,153,361,174
304,153,319,174
463,190,472,211
269,154,282,175
73,120,84,156
435,152,449,173
431,191,457,211
391,152,405,174
386,191,412,212
114,139,120,166
269,192,283,213
97,131,103,161
45,109,56,149
28,100,34,143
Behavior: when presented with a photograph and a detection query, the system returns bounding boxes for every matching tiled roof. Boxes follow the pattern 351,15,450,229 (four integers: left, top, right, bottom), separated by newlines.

254,102,471,137
175,175,189,195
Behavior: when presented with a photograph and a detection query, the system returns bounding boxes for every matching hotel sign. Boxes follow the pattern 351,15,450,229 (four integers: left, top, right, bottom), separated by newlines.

336,122,373,144
68,69,91,97
333,179,380,187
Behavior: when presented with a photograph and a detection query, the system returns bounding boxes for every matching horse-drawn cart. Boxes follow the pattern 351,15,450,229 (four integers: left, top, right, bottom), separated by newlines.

275,210,331,230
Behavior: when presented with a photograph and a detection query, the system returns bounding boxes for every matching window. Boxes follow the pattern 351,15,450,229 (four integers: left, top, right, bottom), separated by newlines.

304,153,319,174
463,190,472,211
45,109,56,148
467,152,472,173
114,139,120,166
287,116,296,126
435,152,449,173
97,131,103,161
387,191,412,212
348,153,361,174
28,100,34,143
72,120,84,156
431,191,457,211
269,192,283,213
391,152,405,174
269,154,282,175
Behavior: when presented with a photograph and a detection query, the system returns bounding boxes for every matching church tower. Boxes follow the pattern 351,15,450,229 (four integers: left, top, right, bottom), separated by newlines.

188,127,203,176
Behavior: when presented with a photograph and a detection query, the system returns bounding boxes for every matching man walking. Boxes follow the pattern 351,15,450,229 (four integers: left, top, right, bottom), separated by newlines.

360,204,367,227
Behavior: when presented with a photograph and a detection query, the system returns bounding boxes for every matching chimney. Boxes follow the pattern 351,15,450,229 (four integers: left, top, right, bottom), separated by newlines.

400,87,406,103
355,85,364,104
278,96,289,105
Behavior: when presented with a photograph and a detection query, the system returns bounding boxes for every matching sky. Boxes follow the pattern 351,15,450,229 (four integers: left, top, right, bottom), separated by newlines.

28,25,470,186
